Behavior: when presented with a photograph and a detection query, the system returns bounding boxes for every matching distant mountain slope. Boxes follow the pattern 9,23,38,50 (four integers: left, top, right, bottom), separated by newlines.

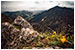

30,6,74,33
30,6,74,24
2,10,33,20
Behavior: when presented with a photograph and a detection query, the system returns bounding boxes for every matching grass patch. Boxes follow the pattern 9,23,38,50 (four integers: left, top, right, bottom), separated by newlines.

13,24,22,30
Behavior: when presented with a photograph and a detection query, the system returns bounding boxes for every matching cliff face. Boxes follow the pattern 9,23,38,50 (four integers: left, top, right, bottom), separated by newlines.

1,16,39,49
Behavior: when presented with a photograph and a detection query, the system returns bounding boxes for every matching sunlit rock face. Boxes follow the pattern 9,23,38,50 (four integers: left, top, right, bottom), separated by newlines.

1,16,39,49
13,16,33,29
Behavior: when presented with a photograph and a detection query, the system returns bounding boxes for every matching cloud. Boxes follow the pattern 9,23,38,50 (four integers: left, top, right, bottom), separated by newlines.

35,1,40,4
57,1,74,8
1,1,74,12
65,1,74,5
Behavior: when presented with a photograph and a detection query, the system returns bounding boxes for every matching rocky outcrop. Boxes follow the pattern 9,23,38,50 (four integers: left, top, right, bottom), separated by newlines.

1,16,39,49
13,16,33,29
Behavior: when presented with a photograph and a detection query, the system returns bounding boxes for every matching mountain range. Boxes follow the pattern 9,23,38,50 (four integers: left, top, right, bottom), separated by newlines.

1,6,74,49
30,6,74,34
2,6,74,33
1,10,33,20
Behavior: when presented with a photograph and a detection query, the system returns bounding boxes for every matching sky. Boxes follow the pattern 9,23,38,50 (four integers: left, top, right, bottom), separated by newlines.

1,1,74,12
